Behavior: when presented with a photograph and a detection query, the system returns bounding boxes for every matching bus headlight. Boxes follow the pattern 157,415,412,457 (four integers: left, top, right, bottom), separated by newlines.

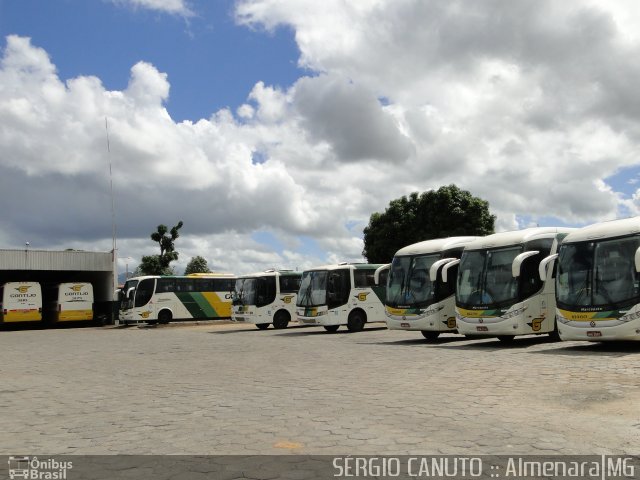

501,306,527,320
619,310,640,323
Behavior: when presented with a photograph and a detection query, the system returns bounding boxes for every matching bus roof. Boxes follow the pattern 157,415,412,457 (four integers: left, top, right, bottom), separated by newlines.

126,273,236,282
463,227,575,251
302,263,386,272
186,272,236,278
236,270,301,279
561,216,640,244
394,236,480,257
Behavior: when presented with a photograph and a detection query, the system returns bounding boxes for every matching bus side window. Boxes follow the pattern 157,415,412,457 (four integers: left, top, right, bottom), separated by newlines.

156,278,175,293
354,270,372,288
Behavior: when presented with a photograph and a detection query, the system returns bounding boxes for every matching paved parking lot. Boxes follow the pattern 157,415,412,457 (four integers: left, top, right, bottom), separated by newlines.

1,321,638,455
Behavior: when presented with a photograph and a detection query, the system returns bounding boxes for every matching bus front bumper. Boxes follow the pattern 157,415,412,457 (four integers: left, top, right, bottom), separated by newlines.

455,315,533,337
385,315,456,332
558,321,640,341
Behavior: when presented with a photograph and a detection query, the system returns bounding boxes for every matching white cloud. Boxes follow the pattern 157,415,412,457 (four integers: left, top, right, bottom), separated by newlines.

110,0,194,16
4,0,640,273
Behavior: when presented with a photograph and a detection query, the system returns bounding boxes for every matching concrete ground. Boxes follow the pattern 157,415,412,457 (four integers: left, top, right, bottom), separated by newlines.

1,321,638,455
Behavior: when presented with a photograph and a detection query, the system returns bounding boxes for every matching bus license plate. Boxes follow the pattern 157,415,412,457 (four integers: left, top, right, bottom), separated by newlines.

401,323,410,328
587,331,602,338
476,326,488,332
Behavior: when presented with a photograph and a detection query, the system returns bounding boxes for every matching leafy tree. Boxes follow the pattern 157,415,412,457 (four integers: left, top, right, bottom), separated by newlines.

184,256,211,275
138,221,184,276
362,185,495,263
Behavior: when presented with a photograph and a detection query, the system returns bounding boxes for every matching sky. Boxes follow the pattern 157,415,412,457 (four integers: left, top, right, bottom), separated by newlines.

1,0,640,277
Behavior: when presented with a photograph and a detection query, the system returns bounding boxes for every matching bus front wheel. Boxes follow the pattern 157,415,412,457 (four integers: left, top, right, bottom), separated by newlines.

158,310,172,324
421,331,440,341
272,311,290,329
548,319,561,342
347,311,366,332
497,335,515,343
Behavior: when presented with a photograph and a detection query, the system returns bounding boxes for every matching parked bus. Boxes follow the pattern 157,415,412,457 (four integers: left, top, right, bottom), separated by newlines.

45,282,94,322
120,273,235,324
0,281,42,323
296,263,387,332
551,217,640,341
385,237,479,340
455,227,574,342
232,269,302,329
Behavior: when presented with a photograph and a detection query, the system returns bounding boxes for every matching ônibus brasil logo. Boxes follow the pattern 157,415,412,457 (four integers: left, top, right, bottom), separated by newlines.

8,456,73,479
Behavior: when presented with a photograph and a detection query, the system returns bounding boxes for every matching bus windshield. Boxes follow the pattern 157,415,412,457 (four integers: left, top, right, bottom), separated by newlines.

387,253,441,308
234,278,257,306
297,271,328,307
456,247,522,308
121,279,139,310
557,236,640,309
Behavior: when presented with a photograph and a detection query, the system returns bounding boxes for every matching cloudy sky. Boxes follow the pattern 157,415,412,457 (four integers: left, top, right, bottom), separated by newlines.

1,0,640,276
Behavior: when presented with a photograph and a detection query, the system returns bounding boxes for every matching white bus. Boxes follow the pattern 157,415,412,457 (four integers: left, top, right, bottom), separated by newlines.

232,269,302,329
0,282,42,323
120,273,235,324
45,282,94,322
455,227,574,342
385,237,479,340
296,263,387,332
551,217,640,341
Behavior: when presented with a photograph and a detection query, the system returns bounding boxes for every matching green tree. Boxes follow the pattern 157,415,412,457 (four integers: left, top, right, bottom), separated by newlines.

184,256,211,275
362,185,495,263
138,221,184,275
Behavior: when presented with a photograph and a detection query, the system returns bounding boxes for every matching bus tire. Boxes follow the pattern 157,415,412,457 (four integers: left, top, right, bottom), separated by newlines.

324,325,339,332
421,331,440,341
347,310,366,332
548,319,561,342
497,335,515,343
272,310,290,329
158,310,172,324
256,323,270,330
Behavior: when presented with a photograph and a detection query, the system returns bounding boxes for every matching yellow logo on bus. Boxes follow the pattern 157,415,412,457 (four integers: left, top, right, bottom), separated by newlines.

446,317,456,329
15,285,31,294
355,292,369,301
139,311,152,319
529,318,544,332
69,284,84,292
282,295,294,304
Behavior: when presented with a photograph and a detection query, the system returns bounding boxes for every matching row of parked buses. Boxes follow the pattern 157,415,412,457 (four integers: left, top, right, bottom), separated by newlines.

0,282,94,324
118,216,640,342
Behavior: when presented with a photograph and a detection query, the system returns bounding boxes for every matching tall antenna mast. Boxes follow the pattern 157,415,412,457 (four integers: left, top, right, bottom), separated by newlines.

105,117,117,254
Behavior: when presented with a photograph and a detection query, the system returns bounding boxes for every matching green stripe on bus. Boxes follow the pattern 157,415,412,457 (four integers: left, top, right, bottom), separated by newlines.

175,292,220,318
191,292,218,317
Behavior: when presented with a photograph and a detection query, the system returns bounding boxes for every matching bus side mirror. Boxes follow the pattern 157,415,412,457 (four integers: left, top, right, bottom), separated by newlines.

374,264,390,285
429,258,456,282
635,247,640,272
538,254,558,281
512,251,539,278
442,259,460,283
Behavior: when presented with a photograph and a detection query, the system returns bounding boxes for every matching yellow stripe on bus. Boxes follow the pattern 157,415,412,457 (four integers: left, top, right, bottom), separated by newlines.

201,292,232,317
57,310,94,322
4,310,42,322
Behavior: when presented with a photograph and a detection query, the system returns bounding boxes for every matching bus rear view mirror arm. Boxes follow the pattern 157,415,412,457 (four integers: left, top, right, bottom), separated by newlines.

512,251,539,278
429,258,456,282
538,254,558,282
441,259,460,283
